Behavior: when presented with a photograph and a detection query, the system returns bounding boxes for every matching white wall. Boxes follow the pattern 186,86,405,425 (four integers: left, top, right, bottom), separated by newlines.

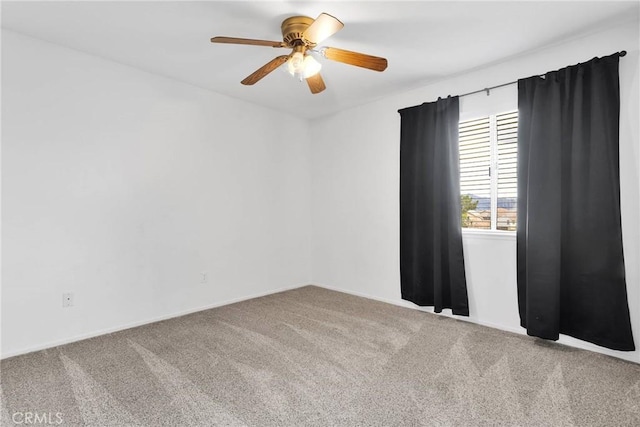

1,30,312,358
310,19,640,363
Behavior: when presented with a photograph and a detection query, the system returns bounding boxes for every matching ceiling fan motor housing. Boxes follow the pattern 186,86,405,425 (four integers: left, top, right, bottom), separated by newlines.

281,16,315,47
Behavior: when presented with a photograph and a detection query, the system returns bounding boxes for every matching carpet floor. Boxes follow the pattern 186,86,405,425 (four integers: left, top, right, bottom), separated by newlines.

1,285,639,426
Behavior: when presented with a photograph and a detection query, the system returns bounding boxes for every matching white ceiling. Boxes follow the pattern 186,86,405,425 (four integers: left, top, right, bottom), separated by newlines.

2,1,638,119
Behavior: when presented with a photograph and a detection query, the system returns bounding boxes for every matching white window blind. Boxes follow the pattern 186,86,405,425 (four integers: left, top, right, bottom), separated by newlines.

459,117,492,229
496,111,518,230
459,111,518,231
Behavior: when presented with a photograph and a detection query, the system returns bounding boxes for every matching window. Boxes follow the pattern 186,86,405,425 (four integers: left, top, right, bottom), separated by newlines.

459,111,518,231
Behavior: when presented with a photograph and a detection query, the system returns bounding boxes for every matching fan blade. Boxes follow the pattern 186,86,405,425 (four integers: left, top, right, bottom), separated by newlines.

241,55,290,85
322,47,388,72
303,13,344,45
211,36,286,48
306,73,326,94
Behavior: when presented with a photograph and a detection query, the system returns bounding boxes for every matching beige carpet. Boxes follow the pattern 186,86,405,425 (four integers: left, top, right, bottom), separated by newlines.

1,285,639,426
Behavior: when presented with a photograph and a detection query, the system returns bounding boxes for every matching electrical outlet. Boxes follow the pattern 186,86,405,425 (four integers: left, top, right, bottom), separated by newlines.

62,293,74,308
200,272,208,284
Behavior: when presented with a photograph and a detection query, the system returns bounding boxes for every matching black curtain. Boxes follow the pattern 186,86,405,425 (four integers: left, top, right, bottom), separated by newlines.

517,53,635,351
399,96,469,316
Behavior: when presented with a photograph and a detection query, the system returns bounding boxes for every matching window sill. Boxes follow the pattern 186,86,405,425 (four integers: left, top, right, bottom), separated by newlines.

462,229,516,240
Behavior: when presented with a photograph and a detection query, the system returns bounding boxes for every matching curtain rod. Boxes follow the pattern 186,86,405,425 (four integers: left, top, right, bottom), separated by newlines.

458,50,627,98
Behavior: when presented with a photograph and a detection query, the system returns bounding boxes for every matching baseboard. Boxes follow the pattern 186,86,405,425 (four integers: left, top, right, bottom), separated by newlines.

1,283,309,360
310,283,639,364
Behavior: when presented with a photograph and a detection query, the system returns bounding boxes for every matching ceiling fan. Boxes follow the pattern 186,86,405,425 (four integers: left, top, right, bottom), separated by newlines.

210,13,388,94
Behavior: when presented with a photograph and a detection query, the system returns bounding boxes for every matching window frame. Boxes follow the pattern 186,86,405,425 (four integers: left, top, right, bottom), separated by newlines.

459,109,518,235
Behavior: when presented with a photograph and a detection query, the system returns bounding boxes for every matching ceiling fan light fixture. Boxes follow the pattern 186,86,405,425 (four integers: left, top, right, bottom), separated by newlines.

287,51,322,80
